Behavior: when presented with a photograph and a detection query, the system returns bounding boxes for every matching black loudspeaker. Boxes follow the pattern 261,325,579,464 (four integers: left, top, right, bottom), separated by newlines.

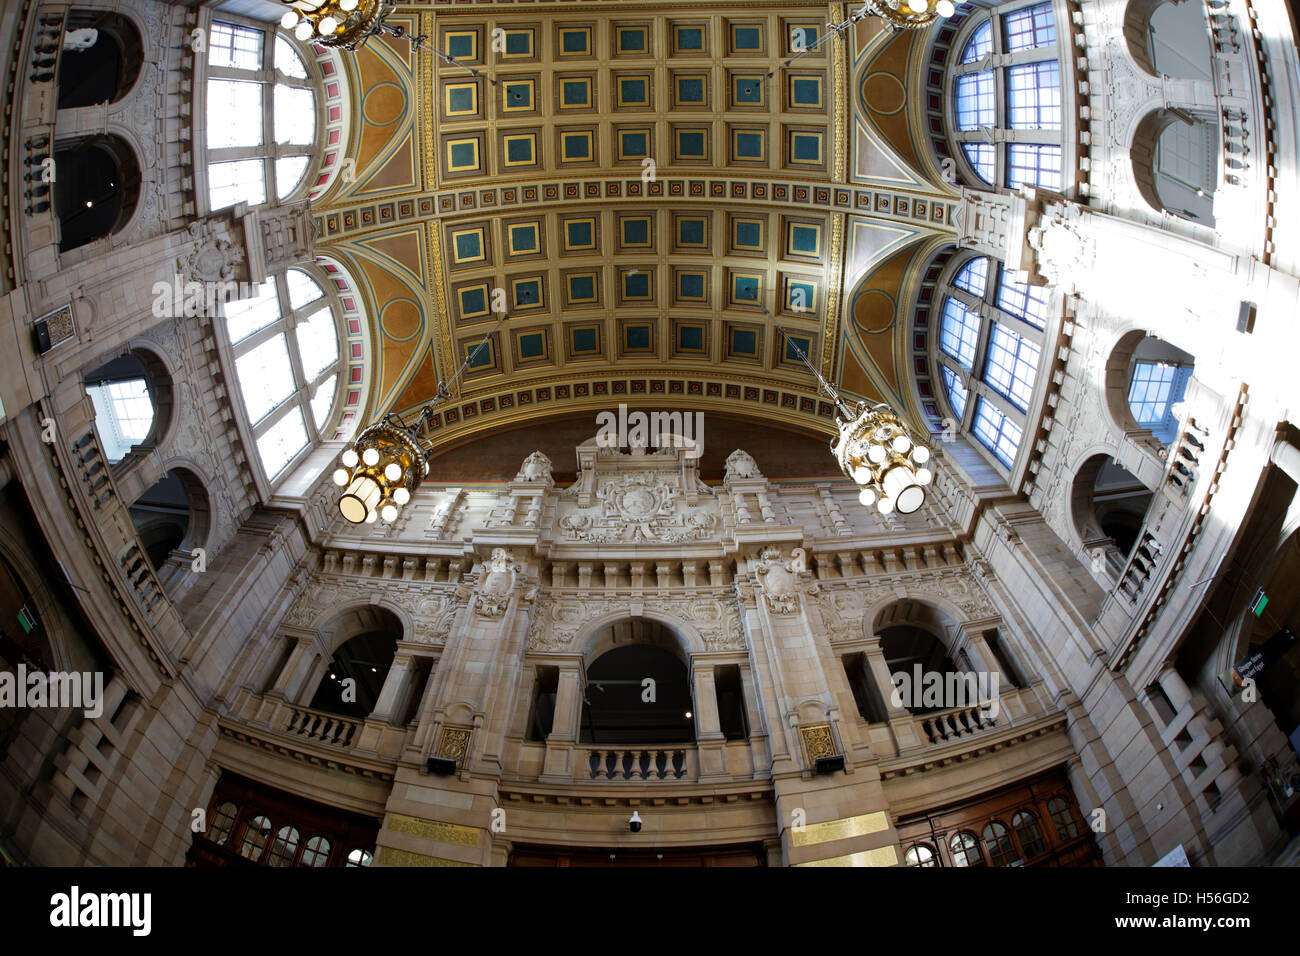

426,756,457,776
814,755,845,774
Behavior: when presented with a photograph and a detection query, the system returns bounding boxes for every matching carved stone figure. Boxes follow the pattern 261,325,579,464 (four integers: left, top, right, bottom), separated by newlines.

476,549,516,617
515,451,553,485
725,449,761,481
755,547,806,614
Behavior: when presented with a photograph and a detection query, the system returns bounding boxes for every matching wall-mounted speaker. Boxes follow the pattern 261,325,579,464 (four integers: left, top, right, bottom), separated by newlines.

814,755,845,774
426,756,457,776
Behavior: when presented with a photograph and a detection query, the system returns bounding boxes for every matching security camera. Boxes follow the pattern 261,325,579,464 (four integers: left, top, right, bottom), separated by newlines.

628,811,642,833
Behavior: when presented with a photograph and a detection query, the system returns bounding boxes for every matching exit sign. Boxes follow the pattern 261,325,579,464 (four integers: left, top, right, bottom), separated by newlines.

1249,588,1269,617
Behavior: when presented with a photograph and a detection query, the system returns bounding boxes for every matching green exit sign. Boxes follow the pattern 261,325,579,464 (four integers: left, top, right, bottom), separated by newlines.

1249,589,1269,617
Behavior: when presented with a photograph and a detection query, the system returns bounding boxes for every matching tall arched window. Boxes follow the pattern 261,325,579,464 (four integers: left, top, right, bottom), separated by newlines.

935,254,1048,470
949,830,984,867
982,820,1022,866
1047,796,1081,839
200,19,319,210
221,266,344,483
947,1,1066,190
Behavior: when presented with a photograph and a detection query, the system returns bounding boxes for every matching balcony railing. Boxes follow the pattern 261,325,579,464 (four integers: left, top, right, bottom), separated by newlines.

918,702,997,745
586,747,691,781
285,705,359,748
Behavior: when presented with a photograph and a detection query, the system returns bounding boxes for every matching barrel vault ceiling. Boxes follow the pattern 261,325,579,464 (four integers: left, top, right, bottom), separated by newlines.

309,2,966,454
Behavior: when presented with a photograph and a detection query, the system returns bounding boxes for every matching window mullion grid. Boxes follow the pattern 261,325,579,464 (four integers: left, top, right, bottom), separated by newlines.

972,380,1023,425
208,144,265,163
938,355,975,431
231,319,282,355
990,304,1045,343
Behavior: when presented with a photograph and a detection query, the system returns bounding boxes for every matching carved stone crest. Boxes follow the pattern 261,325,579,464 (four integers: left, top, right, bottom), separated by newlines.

724,449,761,481
514,451,553,486
755,547,807,614
475,549,516,617
184,222,243,283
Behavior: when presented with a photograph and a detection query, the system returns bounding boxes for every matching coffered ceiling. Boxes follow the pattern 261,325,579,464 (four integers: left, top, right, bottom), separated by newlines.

310,2,966,452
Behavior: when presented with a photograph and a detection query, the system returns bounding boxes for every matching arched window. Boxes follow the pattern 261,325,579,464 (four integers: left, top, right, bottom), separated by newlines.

84,350,171,463
346,848,373,867
200,19,319,210
880,625,962,716
268,825,300,866
57,11,144,108
581,624,695,746
1047,796,1081,839
208,801,238,845
1071,455,1155,564
935,254,1048,470
53,135,141,251
904,843,938,867
238,814,272,860
309,629,399,720
1126,341,1194,444
222,266,344,483
982,820,1022,866
1011,810,1046,858
299,835,331,867
947,1,1066,190
127,468,211,570
949,830,984,867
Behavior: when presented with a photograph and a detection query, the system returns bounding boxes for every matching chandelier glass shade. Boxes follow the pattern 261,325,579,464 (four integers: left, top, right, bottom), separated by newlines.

831,402,933,515
333,419,427,524
856,0,957,31
278,0,401,51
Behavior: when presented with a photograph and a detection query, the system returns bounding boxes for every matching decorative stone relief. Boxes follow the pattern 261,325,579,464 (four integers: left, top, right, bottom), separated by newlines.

474,549,517,618
514,451,554,486
183,222,243,283
754,548,807,614
724,449,761,480
1028,203,1096,296
557,471,719,544
411,591,462,645
525,592,746,653
281,575,463,643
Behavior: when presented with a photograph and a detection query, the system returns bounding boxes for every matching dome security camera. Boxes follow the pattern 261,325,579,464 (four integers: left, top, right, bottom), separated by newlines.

628,811,642,833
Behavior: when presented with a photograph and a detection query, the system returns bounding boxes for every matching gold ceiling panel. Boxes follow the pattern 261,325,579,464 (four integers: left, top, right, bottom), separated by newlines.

308,3,958,448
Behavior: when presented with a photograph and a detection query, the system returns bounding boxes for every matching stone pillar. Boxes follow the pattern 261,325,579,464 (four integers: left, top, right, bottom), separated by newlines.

268,632,315,699
368,652,413,723
541,660,583,781
550,665,582,740
864,642,922,752
692,662,728,779
691,664,723,738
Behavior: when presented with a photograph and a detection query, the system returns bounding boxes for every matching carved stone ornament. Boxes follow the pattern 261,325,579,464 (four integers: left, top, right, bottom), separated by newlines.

475,549,516,617
755,547,807,614
1027,203,1095,296
724,448,761,481
183,222,243,283
526,593,745,653
558,472,719,544
514,451,554,486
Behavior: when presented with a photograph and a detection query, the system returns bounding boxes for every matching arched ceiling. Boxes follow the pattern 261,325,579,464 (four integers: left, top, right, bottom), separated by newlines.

308,3,963,455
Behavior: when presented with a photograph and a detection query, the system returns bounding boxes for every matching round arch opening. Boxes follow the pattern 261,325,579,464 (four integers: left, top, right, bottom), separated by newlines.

580,619,695,745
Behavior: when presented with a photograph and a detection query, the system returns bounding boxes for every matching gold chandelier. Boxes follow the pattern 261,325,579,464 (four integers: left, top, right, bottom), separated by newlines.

831,402,933,514
859,0,957,31
332,416,427,524
778,329,933,516
333,318,506,525
278,1,426,51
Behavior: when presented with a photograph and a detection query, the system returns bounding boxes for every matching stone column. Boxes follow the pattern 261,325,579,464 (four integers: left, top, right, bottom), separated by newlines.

268,632,315,699
692,662,728,779
368,652,413,723
864,642,922,752
541,660,583,781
